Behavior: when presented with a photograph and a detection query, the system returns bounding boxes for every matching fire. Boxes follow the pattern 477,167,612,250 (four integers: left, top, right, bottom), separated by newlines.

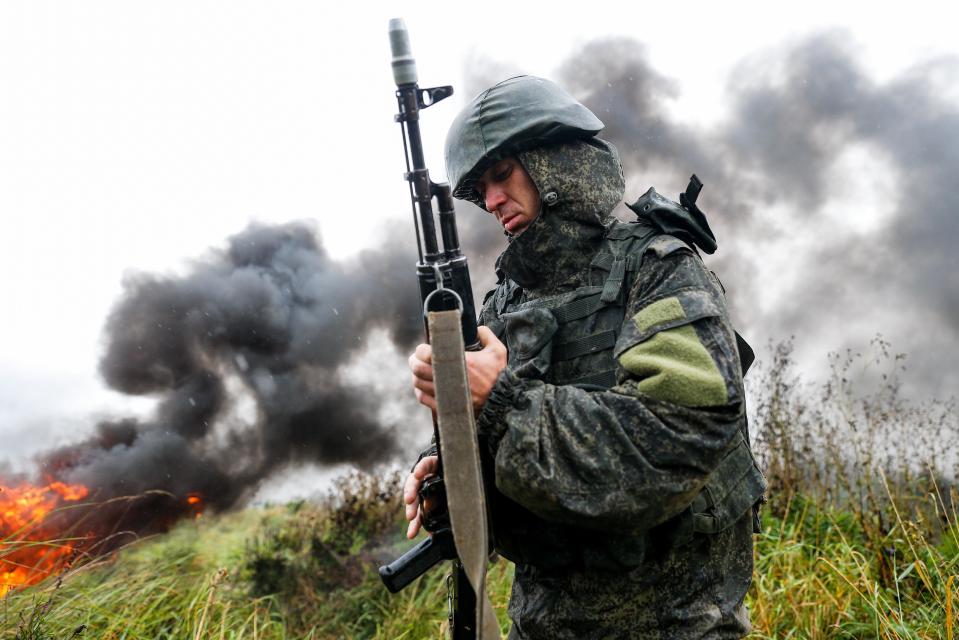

186,493,205,520
0,480,90,598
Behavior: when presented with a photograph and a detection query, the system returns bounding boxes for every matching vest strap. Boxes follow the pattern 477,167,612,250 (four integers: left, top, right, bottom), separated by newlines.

551,292,604,324
599,257,627,304
590,253,636,272
553,330,617,362
560,369,617,389
589,252,614,271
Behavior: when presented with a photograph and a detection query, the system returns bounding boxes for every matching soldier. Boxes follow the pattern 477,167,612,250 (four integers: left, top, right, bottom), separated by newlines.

405,75,765,639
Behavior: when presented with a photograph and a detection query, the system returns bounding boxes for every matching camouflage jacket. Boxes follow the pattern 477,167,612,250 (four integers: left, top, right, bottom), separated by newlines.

473,138,760,639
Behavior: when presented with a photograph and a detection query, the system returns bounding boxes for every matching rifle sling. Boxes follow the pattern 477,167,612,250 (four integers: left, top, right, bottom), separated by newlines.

429,310,500,640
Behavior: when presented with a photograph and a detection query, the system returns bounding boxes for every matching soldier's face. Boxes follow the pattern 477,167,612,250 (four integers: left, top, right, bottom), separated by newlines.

476,157,541,236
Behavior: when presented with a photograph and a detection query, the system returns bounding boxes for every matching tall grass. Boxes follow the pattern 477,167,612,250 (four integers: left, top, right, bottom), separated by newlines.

749,338,959,638
1,473,512,639
2,339,957,638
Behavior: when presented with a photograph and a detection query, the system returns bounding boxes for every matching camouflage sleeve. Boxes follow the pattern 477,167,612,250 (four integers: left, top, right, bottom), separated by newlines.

476,239,745,531
477,288,498,327
477,284,508,341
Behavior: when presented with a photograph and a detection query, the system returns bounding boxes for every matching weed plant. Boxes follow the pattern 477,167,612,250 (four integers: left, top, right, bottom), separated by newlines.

2,340,957,638
749,338,958,638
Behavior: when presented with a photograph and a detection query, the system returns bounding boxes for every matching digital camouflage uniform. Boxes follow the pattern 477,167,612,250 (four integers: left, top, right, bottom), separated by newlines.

443,77,765,639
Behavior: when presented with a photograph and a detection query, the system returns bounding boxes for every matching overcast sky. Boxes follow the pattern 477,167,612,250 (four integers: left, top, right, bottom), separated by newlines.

2,1,957,499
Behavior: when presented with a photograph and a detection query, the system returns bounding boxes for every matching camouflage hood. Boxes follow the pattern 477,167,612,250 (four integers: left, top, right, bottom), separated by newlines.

497,137,626,291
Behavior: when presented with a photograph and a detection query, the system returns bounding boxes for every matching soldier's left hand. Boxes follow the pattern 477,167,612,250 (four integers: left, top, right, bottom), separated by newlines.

409,325,507,412
464,326,507,411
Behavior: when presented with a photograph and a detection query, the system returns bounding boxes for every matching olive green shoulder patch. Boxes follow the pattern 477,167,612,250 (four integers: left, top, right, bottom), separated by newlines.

618,324,728,407
614,289,721,354
634,296,685,332
615,289,729,407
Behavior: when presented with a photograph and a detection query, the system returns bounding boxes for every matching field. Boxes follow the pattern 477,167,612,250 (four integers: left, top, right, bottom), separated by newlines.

3,341,957,639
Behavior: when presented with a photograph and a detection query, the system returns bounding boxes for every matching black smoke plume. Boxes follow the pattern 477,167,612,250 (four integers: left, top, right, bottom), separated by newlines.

36,222,423,522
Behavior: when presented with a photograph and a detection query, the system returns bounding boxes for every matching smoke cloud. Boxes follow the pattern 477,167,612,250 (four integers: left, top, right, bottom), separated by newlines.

7,31,956,537
547,32,959,397
37,222,423,513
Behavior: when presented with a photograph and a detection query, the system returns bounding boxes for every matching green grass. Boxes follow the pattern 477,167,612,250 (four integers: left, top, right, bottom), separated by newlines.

3,480,958,639
1,474,513,639
750,489,959,639
3,339,957,638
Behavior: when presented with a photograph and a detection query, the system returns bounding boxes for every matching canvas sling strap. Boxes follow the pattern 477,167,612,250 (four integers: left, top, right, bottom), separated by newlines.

428,309,500,640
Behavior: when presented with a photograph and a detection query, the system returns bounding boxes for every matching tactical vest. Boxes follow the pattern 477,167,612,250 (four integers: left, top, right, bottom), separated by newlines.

483,217,767,567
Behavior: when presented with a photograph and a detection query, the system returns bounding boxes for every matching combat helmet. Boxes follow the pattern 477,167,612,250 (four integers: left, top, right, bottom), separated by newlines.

445,76,604,206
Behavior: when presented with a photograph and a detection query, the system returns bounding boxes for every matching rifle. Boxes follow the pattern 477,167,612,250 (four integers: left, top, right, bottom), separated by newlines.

378,18,497,640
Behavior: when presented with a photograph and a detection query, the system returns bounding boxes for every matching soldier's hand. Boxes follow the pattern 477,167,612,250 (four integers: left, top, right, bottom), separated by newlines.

409,326,507,412
464,326,507,411
409,343,437,410
404,454,438,539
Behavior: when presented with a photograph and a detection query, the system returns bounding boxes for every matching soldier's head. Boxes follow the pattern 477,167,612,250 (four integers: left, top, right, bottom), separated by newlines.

473,156,540,235
445,76,619,236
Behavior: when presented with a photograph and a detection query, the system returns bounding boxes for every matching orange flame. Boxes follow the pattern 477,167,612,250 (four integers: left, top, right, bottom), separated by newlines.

1,481,90,598
186,493,205,520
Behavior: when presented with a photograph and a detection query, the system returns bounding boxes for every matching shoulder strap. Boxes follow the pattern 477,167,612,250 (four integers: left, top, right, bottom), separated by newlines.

597,220,661,307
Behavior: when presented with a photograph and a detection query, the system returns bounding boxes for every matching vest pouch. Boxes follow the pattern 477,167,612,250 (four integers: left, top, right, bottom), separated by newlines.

689,434,767,535
502,308,559,381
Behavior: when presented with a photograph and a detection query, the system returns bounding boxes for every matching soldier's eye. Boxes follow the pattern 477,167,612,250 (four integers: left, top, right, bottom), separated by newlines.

494,165,512,182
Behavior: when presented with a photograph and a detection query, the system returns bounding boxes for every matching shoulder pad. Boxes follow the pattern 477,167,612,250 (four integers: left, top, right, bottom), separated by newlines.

645,234,694,259
605,219,656,241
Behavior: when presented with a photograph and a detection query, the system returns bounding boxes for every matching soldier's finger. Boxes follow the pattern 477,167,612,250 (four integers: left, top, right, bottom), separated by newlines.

403,473,421,505
404,472,420,499
412,455,438,481
414,343,432,364
405,500,419,521
411,375,435,396
413,387,437,410
477,325,501,345
409,356,434,382
476,325,495,346
407,511,421,539
477,325,507,357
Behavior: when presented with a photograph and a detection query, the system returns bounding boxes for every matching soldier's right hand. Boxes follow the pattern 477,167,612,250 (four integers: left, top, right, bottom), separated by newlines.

409,327,506,412
409,343,437,410
404,454,438,539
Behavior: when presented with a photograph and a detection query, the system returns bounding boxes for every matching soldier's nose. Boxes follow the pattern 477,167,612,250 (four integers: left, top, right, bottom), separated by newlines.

484,186,507,214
